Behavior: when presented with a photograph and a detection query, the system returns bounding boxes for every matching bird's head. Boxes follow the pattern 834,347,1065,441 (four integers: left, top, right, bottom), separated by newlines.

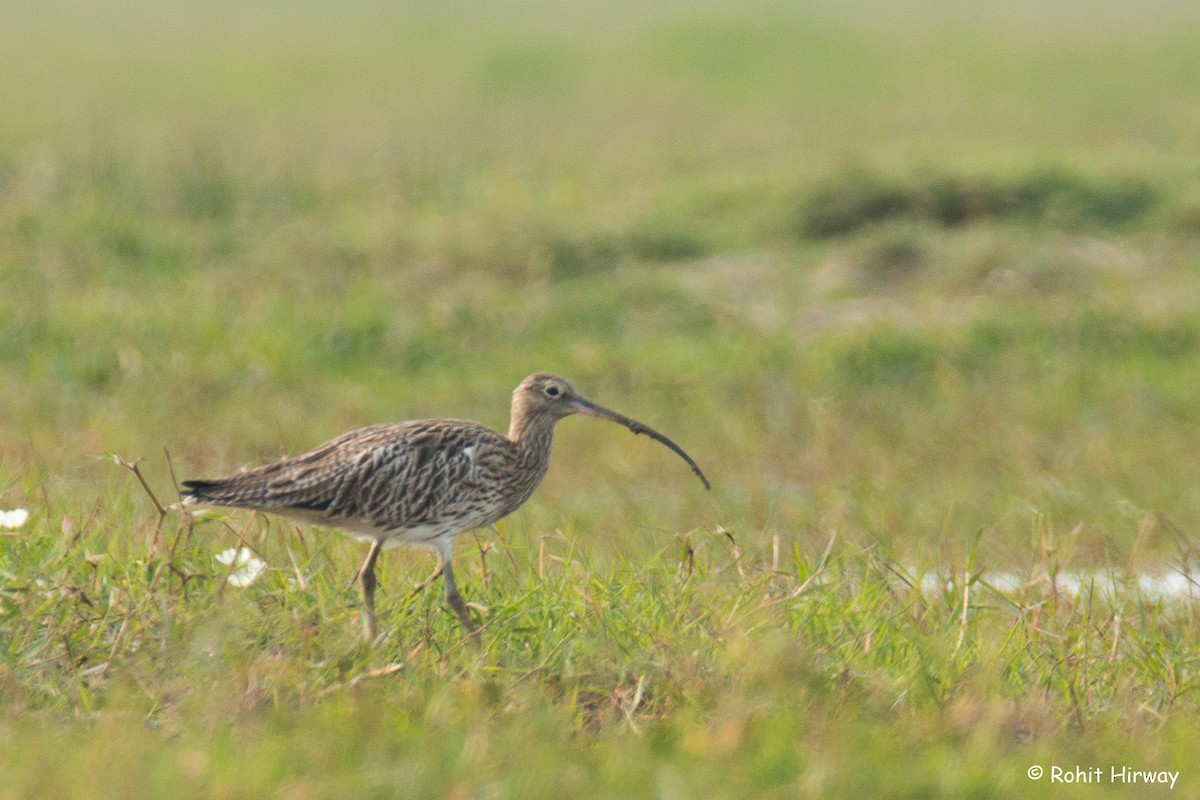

510,372,710,490
512,372,583,421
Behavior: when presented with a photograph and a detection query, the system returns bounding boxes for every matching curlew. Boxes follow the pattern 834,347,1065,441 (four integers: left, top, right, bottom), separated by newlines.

181,372,709,640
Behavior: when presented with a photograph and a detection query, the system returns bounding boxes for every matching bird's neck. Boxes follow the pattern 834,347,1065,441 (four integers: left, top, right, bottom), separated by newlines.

497,411,558,516
508,410,557,455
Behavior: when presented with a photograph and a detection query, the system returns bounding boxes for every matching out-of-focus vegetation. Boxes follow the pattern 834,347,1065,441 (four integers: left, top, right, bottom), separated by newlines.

3,1,1200,797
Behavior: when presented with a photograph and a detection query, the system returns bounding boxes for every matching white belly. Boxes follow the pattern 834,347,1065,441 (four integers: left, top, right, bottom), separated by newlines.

270,505,503,549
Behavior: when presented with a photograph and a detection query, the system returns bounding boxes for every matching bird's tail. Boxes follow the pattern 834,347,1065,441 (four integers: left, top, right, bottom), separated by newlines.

179,478,242,507
179,460,299,510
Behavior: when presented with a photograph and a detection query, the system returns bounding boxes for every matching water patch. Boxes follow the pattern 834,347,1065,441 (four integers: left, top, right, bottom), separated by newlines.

916,568,1198,602
0,508,28,529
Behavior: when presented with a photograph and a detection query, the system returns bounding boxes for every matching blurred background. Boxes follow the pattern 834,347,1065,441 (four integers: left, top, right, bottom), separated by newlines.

4,0,1200,566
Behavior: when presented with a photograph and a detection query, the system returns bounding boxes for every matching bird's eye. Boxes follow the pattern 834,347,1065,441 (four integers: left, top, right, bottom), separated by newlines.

545,384,561,398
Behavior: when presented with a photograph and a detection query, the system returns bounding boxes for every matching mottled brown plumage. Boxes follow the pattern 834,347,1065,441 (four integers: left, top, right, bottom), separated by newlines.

181,373,708,640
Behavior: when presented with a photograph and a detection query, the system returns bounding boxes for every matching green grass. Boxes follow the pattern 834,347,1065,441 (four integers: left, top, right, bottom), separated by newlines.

4,0,1200,796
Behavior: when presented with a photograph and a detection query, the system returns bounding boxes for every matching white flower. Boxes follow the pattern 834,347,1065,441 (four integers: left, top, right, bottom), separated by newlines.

214,547,267,587
0,509,29,529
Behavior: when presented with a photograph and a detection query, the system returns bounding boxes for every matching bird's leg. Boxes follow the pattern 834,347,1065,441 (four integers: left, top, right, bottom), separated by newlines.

438,538,480,641
408,563,445,598
358,539,384,643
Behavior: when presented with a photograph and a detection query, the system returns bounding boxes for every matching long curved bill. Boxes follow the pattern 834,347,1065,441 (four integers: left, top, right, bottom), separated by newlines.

571,397,711,490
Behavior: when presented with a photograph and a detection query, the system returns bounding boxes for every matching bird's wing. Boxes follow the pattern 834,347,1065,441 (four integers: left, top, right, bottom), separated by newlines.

182,421,509,530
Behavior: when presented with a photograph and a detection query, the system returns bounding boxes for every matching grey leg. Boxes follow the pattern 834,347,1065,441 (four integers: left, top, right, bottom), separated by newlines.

359,539,384,642
438,538,480,640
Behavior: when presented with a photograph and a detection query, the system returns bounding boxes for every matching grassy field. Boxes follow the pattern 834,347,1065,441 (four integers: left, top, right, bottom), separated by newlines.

4,1,1200,796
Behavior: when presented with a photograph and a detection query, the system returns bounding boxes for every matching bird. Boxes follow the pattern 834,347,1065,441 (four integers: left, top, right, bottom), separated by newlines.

180,372,709,641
